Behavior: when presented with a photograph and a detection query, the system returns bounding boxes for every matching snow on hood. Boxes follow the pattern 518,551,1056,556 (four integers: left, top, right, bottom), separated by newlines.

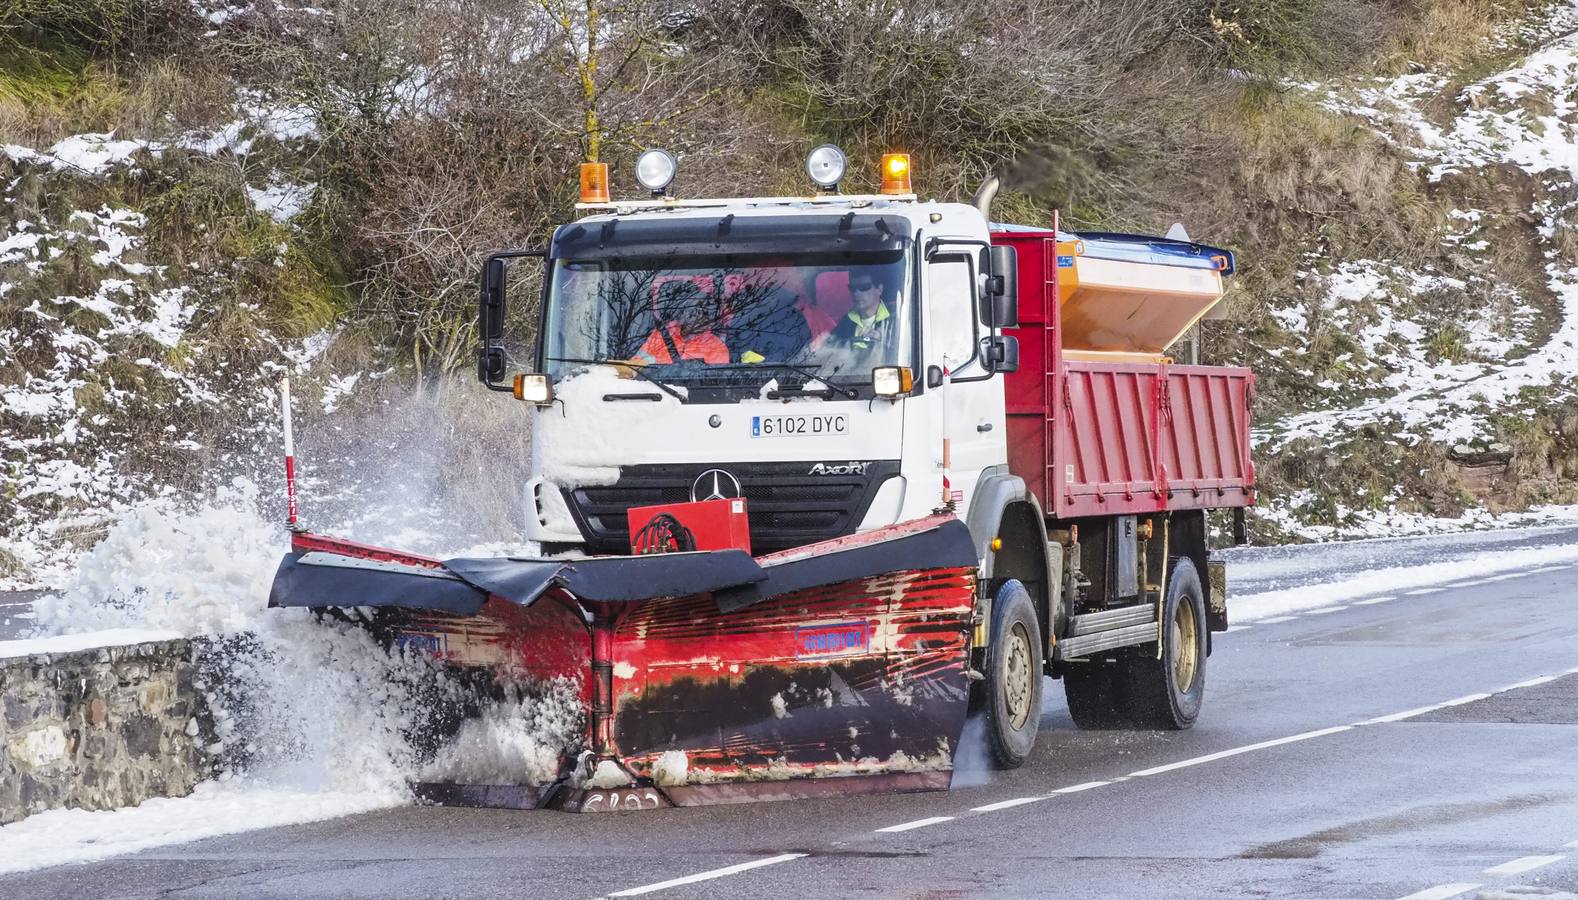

533,365,689,487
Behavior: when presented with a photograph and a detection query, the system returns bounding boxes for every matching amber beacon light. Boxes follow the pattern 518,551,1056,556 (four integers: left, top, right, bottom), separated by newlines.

880,153,911,194
579,161,610,204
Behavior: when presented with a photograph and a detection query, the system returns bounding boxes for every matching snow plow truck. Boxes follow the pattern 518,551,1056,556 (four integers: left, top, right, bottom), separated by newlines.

269,147,1255,812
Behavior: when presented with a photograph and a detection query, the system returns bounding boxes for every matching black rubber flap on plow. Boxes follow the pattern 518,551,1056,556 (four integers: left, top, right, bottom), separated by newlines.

712,517,978,613
269,548,766,615
268,552,492,615
445,551,764,604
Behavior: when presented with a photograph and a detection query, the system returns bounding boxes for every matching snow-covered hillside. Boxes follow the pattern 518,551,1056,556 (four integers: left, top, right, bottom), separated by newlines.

6,0,1578,596
1252,1,1578,538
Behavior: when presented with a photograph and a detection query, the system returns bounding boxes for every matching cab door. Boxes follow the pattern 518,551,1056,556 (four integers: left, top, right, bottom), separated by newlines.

924,244,1007,510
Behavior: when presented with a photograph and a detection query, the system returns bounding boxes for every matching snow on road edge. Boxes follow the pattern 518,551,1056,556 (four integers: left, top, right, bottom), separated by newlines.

0,629,183,659
0,781,404,876
1233,542,1578,621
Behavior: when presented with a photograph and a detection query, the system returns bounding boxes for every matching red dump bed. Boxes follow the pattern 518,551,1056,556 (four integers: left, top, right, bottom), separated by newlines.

995,230,1256,519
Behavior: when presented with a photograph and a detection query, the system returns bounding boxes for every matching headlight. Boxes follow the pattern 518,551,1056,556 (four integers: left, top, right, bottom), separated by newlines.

806,144,847,191
635,149,677,195
872,366,913,397
514,373,554,405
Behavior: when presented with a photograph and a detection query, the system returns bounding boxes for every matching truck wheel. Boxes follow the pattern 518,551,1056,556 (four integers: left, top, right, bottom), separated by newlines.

982,579,1043,768
1063,657,1125,729
1121,557,1208,730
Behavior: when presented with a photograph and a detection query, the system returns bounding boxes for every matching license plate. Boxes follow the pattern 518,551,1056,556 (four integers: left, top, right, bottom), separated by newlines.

751,414,849,437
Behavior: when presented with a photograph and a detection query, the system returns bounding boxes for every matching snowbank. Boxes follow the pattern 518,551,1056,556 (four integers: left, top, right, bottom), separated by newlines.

0,781,402,876
0,629,182,659
1233,540,1578,621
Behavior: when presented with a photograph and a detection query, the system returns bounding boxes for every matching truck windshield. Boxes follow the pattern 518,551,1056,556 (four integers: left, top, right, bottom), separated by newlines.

541,251,911,391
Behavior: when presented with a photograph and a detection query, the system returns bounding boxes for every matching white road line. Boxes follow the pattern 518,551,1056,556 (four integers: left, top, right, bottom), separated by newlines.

1128,726,1353,778
1404,587,1443,595
1257,615,1299,623
1481,573,1524,582
1565,839,1578,849
1357,691,1496,725
605,853,808,897
971,797,1045,812
874,816,954,833
1354,596,1396,605
969,781,1110,814
1358,704,1449,725
1305,606,1346,615
1398,883,1481,900
1223,625,1253,633
1053,780,1110,794
1482,854,1566,876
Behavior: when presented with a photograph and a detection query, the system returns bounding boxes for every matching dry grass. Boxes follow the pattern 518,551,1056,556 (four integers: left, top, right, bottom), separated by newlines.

1381,0,1545,73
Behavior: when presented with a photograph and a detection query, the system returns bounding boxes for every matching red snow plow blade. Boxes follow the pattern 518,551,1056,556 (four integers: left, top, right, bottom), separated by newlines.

268,515,979,811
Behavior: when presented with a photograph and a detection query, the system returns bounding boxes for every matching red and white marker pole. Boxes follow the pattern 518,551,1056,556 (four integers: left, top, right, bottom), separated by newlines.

280,376,299,530
940,365,955,509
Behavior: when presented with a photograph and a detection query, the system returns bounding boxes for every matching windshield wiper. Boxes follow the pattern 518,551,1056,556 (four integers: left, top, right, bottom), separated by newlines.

545,356,686,402
710,362,859,399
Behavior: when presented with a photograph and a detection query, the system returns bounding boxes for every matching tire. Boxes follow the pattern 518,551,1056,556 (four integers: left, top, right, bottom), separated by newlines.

1119,557,1208,730
980,579,1043,768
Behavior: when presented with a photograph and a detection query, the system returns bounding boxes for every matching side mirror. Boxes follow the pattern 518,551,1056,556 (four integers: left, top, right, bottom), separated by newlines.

476,247,549,393
480,256,506,342
981,334,1019,373
984,245,1018,329
477,256,508,387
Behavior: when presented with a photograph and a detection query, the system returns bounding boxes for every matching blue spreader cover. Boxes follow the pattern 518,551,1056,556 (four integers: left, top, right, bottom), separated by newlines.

991,223,1236,276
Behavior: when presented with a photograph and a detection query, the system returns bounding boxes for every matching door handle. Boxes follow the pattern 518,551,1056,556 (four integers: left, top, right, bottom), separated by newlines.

977,421,993,433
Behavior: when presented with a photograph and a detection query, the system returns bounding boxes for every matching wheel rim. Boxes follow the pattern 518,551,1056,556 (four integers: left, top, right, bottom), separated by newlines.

1172,597,1199,693
1003,621,1034,730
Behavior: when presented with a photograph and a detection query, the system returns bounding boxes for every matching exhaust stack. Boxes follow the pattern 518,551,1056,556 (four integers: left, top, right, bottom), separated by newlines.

973,175,1001,224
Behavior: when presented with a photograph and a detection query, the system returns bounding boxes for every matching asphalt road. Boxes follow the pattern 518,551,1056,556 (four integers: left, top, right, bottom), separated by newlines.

0,590,40,640
4,534,1578,900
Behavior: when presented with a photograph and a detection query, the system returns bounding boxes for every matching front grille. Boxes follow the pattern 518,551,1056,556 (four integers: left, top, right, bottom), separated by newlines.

564,461,900,554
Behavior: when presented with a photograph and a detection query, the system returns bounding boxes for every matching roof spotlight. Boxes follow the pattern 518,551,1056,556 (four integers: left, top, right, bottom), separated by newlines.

635,149,677,196
806,144,847,192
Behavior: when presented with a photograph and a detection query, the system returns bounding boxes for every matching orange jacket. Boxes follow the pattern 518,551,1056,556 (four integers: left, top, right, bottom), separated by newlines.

639,323,730,364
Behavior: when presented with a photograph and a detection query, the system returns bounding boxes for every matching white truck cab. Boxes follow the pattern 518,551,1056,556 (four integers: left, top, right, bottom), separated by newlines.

482,185,1021,557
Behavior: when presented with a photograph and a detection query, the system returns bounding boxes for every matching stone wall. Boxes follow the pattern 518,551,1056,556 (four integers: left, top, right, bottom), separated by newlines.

0,639,202,825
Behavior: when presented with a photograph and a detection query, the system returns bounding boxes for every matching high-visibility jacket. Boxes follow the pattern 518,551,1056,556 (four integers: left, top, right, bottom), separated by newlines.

830,303,893,351
639,323,730,364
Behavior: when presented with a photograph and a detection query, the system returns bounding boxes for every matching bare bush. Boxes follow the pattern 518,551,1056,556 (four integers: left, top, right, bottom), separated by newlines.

199,0,733,379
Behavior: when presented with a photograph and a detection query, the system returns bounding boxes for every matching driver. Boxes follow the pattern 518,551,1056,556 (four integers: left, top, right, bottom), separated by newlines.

634,279,730,364
829,270,896,353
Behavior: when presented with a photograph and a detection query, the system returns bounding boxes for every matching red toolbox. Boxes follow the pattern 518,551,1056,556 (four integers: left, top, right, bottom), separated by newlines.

627,498,752,554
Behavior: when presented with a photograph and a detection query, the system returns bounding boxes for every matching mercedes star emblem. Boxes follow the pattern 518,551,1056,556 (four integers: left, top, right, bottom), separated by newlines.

690,468,742,502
